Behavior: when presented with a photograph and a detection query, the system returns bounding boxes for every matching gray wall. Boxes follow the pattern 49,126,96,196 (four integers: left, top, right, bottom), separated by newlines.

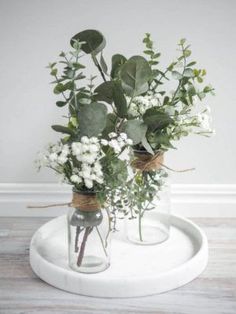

0,0,235,184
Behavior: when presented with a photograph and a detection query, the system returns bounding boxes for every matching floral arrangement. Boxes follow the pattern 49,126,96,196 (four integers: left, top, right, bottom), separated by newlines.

36,29,214,269
38,133,132,192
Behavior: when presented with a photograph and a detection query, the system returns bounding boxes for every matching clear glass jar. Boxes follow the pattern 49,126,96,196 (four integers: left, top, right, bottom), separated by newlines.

126,151,171,245
67,191,111,273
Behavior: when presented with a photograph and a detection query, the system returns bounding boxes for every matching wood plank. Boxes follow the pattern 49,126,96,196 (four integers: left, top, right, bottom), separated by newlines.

0,217,236,314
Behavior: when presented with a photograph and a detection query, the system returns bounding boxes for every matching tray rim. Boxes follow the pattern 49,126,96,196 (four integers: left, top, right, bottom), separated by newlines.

30,214,208,297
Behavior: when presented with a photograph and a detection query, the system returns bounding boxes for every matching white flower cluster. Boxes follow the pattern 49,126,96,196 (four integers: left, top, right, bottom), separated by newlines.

48,144,69,165
101,132,133,155
36,142,69,169
127,92,162,117
196,107,212,132
168,106,214,142
70,136,103,189
36,133,133,190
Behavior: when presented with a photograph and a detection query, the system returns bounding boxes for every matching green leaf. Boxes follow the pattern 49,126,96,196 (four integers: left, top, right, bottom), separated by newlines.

153,53,161,59
56,101,67,107
100,53,108,75
152,133,175,149
94,81,113,104
72,62,86,70
184,50,191,57
203,86,212,93
51,125,74,136
143,108,173,131
53,83,65,94
143,50,154,56
64,81,75,91
187,61,197,67
69,91,90,109
149,60,159,66
102,113,117,138
111,54,127,78
179,38,186,45
183,68,194,77
50,68,58,76
123,120,147,145
197,76,203,83
78,102,107,137
70,29,106,55
172,71,182,80
112,80,127,118
119,55,152,97
163,96,169,106
141,136,154,155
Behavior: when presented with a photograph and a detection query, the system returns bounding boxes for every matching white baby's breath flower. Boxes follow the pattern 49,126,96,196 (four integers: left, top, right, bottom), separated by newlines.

70,175,82,184
89,144,99,153
117,148,130,161
81,143,89,153
90,137,99,144
81,153,97,164
57,155,68,164
49,153,58,162
150,98,158,107
126,139,133,145
109,139,121,153
62,144,69,154
101,139,108,146
84,179,93,189
120,133,128,140
81,163,92,171
95,176,103,184
108,132,117,138
93,161,102,171
205,106,211,114
81,170,91,179
197,113,211,130
81,136,89,144
72,142,82,155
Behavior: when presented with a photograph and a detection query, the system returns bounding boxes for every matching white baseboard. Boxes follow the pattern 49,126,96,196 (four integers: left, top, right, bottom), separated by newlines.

0,183,236,217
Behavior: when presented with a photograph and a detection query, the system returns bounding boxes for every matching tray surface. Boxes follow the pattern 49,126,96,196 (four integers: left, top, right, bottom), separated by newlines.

30,214,208,297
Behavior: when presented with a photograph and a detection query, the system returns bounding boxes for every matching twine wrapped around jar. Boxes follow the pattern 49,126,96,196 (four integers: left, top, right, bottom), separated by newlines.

132,151,164,172
71,192,101,212
27,191,101,212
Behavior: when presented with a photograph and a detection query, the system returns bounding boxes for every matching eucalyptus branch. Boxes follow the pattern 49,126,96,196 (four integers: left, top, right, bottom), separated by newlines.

170,45,187,106
152,68,170,91
54,74,68,101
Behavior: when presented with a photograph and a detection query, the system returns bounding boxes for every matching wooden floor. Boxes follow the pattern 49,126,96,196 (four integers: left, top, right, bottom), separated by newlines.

0,217,235,314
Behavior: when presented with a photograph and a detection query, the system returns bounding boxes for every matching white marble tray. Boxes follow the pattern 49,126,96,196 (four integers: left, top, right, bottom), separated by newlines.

30,214,208,297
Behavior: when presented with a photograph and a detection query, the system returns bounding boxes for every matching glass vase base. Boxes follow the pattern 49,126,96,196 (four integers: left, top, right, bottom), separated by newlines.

127,225,169,245
69,256,110,274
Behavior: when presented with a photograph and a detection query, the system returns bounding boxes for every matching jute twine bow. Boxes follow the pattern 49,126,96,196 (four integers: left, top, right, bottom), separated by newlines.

132,151,195,173
132,152,164,171
27,192,101,212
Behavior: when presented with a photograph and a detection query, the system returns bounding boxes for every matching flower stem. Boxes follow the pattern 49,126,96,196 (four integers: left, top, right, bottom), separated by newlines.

138,210,143,242
77,226,93,267
95,227,108,257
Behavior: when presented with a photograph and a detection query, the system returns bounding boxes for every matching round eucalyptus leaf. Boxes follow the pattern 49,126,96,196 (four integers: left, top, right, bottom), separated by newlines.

123,119,147,145
70,29,106,55
119,55,152,97
102,113,117,138
111,54,127,78
94,81,113,104
143,108,173,131
78,102,107,137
